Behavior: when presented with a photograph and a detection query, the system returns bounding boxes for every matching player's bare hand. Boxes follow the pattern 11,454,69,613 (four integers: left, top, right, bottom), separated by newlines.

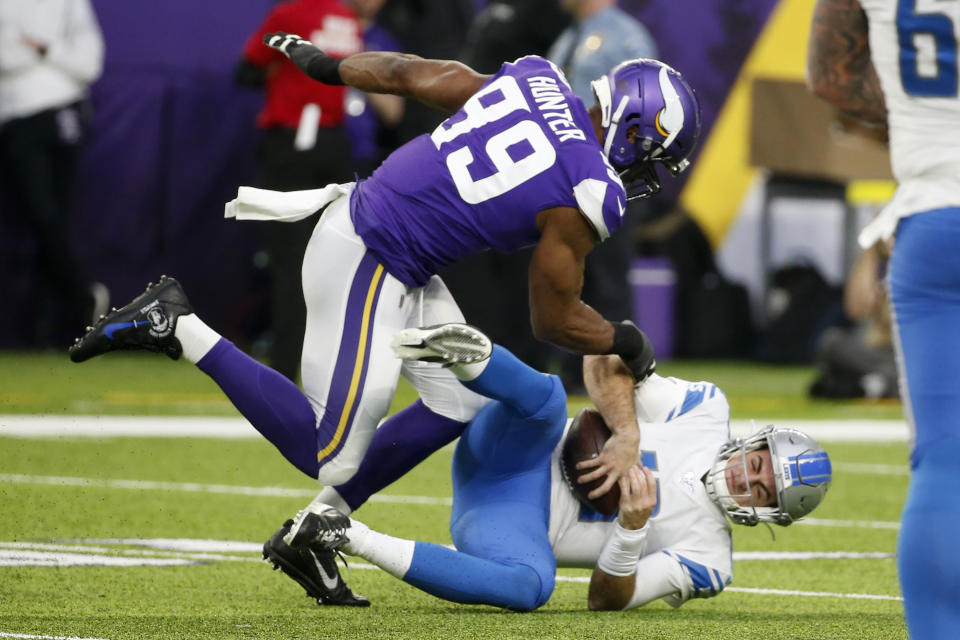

576,430,640,500
617,465,657,530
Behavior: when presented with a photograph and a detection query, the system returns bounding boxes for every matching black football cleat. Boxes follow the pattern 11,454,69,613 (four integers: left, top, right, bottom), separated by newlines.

69,276,193,363
284,505,352,551
263,519,370,607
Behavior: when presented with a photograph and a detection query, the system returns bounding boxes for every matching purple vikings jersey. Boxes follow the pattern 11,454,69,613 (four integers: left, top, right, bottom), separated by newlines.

349,56,627,287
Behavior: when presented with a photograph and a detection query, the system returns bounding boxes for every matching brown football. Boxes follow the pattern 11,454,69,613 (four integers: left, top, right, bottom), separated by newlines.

561,408,621,516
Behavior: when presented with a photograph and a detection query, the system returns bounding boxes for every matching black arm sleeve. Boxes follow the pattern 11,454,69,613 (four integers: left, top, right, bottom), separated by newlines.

289,46,345,86
608,321,656,383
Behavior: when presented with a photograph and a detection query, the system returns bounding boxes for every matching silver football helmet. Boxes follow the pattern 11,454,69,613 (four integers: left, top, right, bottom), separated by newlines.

704,426,832,526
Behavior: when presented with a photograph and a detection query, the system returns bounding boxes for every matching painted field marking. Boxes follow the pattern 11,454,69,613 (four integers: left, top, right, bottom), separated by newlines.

798,517,900,530
0,473,904,528
0,634,113,640
833,462,909,476
0,473,452,506
733,551,893,560
724,587,902,601
4,539,902,602
0,416,910,442
549,576,902,601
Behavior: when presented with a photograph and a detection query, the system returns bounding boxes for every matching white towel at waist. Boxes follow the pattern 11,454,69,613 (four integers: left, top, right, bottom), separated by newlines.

224,183,352,222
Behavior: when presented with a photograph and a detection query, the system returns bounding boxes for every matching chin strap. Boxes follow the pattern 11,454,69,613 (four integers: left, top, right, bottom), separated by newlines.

762,521,776,542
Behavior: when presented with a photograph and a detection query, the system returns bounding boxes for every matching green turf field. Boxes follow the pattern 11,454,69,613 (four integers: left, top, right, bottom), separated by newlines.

0,353,909,639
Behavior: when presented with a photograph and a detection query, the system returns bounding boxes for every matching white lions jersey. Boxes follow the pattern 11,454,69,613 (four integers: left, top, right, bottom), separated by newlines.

858,0,960,247
547,374,733,609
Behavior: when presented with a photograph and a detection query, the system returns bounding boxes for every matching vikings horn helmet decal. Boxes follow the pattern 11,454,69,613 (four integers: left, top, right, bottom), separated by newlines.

590,59,701,200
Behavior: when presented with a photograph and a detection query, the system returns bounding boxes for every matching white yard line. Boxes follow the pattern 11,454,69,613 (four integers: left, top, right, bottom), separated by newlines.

4,540,903,602
833,462,909,476
550,576,901,601
724,587,902,601
0,415,910,442
797,517,900,530
0,634,113,640
0,474,452,506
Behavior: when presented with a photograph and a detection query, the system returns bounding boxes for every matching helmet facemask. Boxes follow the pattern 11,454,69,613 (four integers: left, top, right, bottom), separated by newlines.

704,426,833,527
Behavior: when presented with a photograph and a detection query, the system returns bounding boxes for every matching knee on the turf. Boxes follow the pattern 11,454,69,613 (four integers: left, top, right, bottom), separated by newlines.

503,563,555,612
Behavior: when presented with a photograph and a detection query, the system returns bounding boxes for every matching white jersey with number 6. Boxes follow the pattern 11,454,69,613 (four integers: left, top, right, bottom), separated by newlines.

858,0,960,246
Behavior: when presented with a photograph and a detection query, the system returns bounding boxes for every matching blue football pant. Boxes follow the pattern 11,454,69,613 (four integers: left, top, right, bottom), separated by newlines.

401,345,568,611
889,208,960,639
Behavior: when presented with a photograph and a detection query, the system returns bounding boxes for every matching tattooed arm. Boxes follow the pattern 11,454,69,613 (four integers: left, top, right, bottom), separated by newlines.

807,0,887,125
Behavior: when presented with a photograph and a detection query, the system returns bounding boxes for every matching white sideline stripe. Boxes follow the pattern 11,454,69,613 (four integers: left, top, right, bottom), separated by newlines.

833,462,909,476
725,587,902,601
5,541,902,601
730,419,908,442
15,540,891,563
549,576,901,600
733,551,893,560
0,474,453,506
0,474,903,526
0,416,262,439
0,550,195,567
0,474,902,527
0,633,112,640
0,415,909,442
797,517,900,530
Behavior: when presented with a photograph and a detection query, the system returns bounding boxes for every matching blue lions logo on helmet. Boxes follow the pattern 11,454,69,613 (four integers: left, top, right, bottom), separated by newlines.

590,58,702,200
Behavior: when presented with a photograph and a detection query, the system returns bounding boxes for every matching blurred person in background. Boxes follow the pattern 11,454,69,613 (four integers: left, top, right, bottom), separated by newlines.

544,0,659,392
460,0,571,74
547,0,657,104
344,0,405,176
809,240,897,400
0,0,108,346
808,0,960,636
235,0,363,382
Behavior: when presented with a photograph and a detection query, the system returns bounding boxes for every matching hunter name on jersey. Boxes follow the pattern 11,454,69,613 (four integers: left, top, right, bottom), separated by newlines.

527,75,588,143
349,56,627,288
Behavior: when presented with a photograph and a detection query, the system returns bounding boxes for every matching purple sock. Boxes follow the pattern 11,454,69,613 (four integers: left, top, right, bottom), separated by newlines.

197,338,319,478
335,400,466,510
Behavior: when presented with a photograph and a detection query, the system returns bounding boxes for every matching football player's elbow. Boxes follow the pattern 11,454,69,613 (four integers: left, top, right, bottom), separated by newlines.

588,591,627,611
530,314,564,343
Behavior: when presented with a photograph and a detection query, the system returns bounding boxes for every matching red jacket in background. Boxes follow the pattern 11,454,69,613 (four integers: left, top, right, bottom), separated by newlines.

243,0,362,130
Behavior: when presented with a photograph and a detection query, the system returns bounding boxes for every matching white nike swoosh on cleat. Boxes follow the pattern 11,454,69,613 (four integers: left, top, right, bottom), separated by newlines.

311,552,341,591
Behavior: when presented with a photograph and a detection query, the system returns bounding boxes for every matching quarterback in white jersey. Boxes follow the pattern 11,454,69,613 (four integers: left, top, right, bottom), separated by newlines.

280,325,832,611
549,374,733,607
809,2,960,637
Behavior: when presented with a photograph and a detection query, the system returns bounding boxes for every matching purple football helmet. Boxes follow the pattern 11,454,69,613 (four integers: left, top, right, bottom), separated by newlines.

590,59,702,200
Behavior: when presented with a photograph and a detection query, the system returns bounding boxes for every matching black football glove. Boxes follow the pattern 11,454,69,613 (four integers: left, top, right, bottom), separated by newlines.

264,31,311,55
608,320,656,384
263,31,345,85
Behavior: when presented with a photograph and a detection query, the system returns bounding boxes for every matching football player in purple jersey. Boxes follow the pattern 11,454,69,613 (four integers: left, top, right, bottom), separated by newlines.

69,34,701,606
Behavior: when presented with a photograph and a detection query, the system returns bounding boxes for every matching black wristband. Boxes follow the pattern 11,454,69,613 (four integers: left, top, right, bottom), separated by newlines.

290,46,345,85
608,320,656,383
609,321,644,358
